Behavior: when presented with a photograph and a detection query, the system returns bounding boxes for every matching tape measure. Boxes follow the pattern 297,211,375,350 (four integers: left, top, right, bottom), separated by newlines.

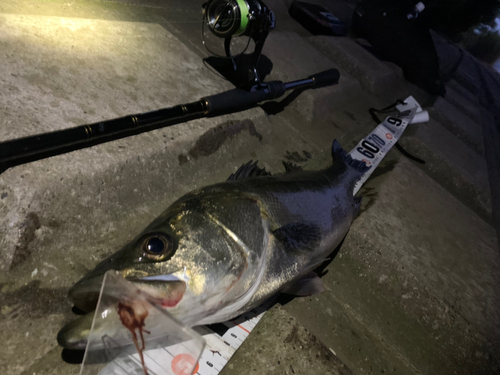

351,98,419,195
191,301,272,375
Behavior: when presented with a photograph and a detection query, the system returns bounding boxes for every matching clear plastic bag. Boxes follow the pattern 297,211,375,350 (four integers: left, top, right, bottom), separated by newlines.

80,271,205,375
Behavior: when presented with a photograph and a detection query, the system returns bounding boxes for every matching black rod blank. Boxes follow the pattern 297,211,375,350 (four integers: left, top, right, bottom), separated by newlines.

0,68,339,172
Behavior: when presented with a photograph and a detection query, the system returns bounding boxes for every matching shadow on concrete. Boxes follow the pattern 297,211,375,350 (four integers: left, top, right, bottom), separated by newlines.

358,158,398,214
0,280,69,318
71,305,88,315
61,346,126,365
203,53,273,89
259,87,307,116
61,348,85,364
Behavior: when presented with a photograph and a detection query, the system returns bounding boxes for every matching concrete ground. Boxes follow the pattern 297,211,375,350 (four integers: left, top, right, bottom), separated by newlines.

0,1,498,374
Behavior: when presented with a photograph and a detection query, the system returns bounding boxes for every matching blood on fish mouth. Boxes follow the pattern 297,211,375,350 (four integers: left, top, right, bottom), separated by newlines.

161,282,186,307
145,280,187,308
160,298,182,308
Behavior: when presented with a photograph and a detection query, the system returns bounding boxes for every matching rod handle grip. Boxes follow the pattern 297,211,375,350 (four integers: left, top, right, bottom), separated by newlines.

309,68,340,88
203,81,286,115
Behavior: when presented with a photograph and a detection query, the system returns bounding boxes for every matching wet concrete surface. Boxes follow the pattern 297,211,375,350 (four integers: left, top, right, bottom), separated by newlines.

398,118,492,224
0,0,499,374
219,304,355,375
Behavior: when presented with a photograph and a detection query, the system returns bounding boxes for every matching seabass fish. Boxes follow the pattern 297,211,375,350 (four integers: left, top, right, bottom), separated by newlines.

57,140,369,349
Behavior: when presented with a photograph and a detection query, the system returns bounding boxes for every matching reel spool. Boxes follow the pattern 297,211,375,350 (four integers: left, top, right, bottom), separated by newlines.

202,0,275,88
205,0,251,38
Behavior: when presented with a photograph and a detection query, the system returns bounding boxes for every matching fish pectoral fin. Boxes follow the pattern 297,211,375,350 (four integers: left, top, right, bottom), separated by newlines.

281,272,325,296
273,222,321,251
227,160,272,180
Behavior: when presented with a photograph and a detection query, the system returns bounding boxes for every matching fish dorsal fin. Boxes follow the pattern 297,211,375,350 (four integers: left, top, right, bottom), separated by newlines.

282,272,325,296
273,222,321,251
332,139,371,175
282,161,303,173
227,160,272,181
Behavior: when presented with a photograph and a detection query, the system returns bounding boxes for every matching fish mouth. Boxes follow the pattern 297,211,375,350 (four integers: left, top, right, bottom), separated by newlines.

57,312,95,351
69,273,188,314
135,275,187,308
60,275,187,350
68,276,105,313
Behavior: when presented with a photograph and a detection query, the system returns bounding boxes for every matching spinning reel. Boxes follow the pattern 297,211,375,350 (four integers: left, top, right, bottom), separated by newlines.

202,0,275,88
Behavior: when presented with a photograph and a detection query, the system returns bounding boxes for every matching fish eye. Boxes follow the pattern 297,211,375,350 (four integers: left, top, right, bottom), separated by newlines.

146,237,165,253
139,233,175,261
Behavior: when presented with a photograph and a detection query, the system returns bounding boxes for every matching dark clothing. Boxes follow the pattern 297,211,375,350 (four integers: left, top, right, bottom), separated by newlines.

353,0,445,96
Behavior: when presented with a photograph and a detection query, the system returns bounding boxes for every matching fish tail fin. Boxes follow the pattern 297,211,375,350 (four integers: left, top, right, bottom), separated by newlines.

331,140,371,175
331,140,371,195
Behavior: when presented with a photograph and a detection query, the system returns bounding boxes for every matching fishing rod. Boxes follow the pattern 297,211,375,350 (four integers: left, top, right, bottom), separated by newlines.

0,68,340,173
0,0,340,172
